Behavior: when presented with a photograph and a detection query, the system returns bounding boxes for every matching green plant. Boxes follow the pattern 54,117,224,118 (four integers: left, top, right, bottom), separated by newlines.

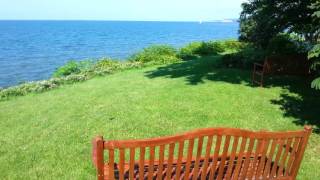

129,45,180,64
53,60,94,77
91,58,123,75
178,42,202,60
266,34,308,55
219,40,248,53
1,57,147,101
222,46,266,68
308,44,320,89
239,0,318,48
195,41,224,55
0,74,89,101
178,41,225,60
53,61,81,77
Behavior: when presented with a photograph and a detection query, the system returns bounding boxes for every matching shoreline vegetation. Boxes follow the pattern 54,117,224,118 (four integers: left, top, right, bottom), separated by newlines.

0,39,247,101
1,35,310,101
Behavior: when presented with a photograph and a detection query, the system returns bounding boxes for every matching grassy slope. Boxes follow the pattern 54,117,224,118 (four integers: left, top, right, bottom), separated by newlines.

0,58,319,179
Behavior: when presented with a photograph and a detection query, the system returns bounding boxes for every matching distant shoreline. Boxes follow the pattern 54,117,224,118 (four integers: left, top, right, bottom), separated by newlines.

0,19,239,23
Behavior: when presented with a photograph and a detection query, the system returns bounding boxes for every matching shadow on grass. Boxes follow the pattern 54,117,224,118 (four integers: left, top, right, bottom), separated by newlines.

145,56,320,133
146,56,251,85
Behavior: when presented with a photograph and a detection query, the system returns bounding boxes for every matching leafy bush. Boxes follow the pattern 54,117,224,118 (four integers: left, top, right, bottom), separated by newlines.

219,40,248,53
266,34,308,56
129,45,181,64
53,60,94,77
308,44,320,90
178,41,225,60
195,41,224,55
0,40,258,100
308,44,320,69
90,58,144,76
178,42,202,59
0,58,145,101
91,58,123,75
222,46,266,68
0,74,88,101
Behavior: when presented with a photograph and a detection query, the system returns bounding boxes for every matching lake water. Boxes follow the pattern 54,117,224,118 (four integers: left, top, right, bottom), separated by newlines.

0,21,239,88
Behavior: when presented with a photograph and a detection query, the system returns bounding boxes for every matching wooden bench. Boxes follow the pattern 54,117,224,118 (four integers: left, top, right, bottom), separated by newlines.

252,55,310,87
92,126,312,180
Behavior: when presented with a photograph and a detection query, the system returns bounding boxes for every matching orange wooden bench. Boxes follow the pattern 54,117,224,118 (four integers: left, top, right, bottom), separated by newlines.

92,126,312,180
252,55,310,87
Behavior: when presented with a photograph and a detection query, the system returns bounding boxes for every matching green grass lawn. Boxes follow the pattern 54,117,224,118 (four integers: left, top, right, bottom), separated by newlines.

1,58,319,179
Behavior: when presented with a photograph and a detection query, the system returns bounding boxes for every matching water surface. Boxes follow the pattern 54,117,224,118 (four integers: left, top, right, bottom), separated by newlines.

0,21,239,87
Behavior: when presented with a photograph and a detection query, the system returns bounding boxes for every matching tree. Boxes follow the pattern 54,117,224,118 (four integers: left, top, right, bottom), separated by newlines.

239,0,320,89
309,1,320,89
239,0,318,48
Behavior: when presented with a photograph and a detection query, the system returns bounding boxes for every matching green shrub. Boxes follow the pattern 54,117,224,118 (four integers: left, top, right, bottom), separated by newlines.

222,46,266,68
178,42,202,60
89,58,143,76
219,40,248,53
0,58,145,101
92,58,123,75
53,60,94,77
0,40,256,101
266,34,308,55
0,74,88,101
309,44,320,90
196,41,224,55
129,45,181,64
178,41,225,60
178,40,247,60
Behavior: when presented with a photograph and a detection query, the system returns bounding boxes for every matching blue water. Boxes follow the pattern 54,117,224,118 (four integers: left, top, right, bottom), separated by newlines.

0,21,239,88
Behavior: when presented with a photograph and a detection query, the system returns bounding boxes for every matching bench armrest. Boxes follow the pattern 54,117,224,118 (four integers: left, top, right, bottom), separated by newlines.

92,136,103,168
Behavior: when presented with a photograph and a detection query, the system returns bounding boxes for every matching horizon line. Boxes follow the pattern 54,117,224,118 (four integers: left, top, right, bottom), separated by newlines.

0,19,239,22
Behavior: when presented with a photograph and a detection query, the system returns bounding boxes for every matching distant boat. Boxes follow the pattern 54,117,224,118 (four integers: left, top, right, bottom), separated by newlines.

221,19,233,23
207,19,236,23
199,20,203,24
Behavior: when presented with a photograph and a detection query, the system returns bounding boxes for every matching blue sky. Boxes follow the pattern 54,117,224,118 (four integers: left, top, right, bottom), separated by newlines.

0,0,246,21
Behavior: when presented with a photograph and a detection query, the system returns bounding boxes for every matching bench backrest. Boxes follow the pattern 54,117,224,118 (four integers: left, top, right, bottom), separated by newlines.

264,55,310,76
92,126,311,180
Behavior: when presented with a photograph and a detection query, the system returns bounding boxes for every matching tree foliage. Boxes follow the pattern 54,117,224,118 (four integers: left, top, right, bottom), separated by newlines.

309,1,320,89
239,0,318,48
239,0,320,89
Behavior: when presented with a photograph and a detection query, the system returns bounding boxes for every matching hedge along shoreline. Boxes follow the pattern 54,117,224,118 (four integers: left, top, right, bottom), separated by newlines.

0,44,182,101
2,38,291,101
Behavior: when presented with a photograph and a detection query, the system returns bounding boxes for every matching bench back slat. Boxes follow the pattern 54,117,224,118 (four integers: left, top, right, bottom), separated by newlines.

285,137,300,176
184,139,195,180
147,146,155,180
232,137,247,179
108,149,115,180
224,136,239,179
242,137,256,178
138,147,145,179
192,136,203,180
247,138,262,179
176,141,185,179
129,148,135,179
255,138,270,177
200,135,213,180
157,145,165,179
92,126,312,180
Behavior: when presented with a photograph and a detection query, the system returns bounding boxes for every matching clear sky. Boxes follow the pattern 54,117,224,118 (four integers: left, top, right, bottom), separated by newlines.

0,0,246,21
